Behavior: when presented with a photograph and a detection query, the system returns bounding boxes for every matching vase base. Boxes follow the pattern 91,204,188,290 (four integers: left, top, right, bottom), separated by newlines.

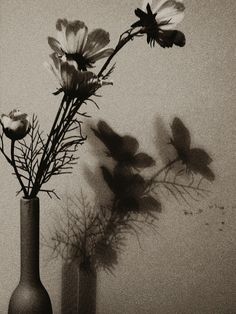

8,282,53,314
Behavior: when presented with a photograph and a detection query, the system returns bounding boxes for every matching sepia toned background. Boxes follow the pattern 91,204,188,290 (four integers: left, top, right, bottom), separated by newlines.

0,0,236,313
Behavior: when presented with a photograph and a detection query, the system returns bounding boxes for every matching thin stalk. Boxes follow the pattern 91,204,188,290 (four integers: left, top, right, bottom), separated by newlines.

11,140,28,197
30,95,66,197
39,98,72,180
98,29,142,77
37,98,83,193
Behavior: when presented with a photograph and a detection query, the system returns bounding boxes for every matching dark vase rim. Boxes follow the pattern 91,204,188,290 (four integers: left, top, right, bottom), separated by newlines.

21,196,39,200
20,197,39,205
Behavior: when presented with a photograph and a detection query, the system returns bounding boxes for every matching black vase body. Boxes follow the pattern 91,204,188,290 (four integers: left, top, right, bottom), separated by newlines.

8,197,53,314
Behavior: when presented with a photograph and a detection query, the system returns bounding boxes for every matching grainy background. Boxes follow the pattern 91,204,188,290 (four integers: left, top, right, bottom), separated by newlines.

0,0,236,313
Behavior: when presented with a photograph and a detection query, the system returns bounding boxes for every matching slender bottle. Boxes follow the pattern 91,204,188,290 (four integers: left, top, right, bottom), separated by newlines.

8,197,52,314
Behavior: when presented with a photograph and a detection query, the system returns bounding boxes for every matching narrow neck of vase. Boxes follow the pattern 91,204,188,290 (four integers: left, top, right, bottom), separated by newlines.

20,197,40,283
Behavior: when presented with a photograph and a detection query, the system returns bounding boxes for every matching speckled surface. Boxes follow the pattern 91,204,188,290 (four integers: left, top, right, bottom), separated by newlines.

0,1,236,313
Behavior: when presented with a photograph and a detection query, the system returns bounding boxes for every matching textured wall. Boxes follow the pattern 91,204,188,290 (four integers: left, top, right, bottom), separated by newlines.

0,0,236,313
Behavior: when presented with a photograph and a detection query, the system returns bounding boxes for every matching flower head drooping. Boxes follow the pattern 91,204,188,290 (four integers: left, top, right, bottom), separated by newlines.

131,0,185,48
170,117,215,181
48,19,114,71
0,110,31,141
45,54,112,99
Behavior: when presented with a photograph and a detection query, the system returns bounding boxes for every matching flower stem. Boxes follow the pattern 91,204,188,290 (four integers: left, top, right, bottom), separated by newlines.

30,95,66,197
98,29,142,77
11,140,28,197
32,97,84,196
37,97,75,189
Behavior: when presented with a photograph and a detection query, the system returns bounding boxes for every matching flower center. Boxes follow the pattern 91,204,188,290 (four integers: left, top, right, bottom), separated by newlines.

66,53,89,71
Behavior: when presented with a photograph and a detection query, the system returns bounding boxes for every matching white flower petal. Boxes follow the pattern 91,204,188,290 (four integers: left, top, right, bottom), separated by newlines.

56,19,68,53
61,63,71,90
65,31,77,54
56,19,68,31
1,115,11,128
44,61,62,85
155,0,185,24
9,109,18,118
100,78,113,86
61,62,79,91
45,54,63,85
153,0,169,13
74,24,88,54
83,29,111,58
87,48,114,64
10,121,23,132
13,113,27,121
159,11,184,29
65,21,87,54
12,111,23,119
50,53,61,70
48,37,63,54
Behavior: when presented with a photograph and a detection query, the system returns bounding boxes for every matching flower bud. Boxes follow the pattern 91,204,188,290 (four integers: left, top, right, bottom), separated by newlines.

0,109,31,140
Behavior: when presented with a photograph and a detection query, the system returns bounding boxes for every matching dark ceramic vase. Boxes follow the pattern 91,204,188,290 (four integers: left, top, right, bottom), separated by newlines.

8,197,53,314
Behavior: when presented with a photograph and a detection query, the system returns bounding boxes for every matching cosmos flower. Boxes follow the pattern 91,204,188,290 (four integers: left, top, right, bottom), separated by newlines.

0,109,31,141
48,19,114,71
45,54,112,98
131,0,185,47
170,117,215,181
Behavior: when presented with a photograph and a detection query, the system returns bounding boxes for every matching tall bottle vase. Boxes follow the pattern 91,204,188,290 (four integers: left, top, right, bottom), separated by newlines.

8,197,53,314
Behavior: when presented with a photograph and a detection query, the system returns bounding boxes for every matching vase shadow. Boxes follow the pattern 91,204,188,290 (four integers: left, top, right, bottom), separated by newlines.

61,262,78,314
61,262,97,314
